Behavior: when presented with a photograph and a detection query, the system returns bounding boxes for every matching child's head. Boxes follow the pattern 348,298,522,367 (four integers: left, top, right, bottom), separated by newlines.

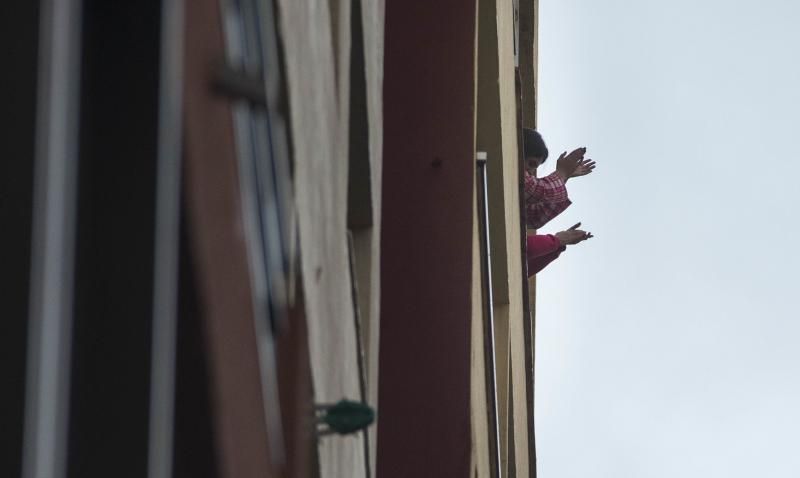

523,128,548,171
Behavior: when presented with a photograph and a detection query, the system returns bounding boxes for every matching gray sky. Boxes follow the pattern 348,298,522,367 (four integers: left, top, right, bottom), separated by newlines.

535,1,800,476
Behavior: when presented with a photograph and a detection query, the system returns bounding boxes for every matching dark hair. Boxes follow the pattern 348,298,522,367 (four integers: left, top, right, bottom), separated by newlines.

523,128,548,162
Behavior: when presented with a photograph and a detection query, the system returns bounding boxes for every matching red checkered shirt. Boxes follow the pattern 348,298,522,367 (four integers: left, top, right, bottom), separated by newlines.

524,171,571,229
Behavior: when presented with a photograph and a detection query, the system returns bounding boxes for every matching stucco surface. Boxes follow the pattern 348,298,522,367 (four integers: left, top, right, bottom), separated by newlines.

275,0,365,475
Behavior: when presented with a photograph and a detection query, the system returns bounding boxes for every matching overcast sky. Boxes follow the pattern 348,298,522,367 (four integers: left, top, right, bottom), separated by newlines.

535,1,800,476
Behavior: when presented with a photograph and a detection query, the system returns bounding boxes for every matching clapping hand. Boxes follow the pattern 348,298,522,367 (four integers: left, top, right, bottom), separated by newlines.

555,147,596,181
555,222,593,246
572,158,596,177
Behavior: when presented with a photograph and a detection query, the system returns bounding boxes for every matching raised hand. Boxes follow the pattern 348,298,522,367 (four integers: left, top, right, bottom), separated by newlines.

554,222,593,246
572,158,596,177
555,147,587,181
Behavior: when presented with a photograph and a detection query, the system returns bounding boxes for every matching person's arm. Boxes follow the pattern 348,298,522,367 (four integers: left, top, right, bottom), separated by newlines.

524,171,569,203
526,224,593,277
524,172,572,228
527,233,563,258
528,250,564,276
524,148,596,228
526,234,566,276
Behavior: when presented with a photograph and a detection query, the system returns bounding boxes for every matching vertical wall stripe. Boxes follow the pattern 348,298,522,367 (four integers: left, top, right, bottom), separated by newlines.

147,1,185,477
22,1,83,477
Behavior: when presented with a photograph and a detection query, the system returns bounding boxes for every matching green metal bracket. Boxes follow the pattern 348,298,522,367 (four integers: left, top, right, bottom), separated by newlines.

315,399,375,436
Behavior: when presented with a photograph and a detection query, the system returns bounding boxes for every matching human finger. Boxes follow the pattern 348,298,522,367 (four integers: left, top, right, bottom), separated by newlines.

571,232,589,243
565,151,581,161
568,222,581,230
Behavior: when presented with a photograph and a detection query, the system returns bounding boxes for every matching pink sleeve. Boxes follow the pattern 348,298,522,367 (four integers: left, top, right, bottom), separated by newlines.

528,251,563,277
526,234,562,258
525,234,565,277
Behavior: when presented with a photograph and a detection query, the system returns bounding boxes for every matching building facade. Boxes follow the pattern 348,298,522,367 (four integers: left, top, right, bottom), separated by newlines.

2,0,542,477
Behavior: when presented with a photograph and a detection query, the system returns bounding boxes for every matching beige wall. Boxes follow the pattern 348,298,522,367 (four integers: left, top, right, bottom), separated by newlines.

473,0,537,476
275,0,365,476
356,1,385,474
277,0,533,475
471,172,492,478
276,0,384,475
